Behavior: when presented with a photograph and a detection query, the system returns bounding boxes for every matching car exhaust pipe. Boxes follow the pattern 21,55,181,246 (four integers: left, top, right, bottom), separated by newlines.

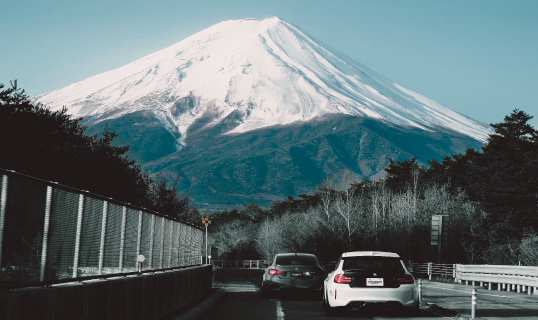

347,302,367,310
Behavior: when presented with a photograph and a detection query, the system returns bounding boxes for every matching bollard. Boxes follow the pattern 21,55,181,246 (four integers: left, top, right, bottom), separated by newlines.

471,288,477,319
418,279,422,303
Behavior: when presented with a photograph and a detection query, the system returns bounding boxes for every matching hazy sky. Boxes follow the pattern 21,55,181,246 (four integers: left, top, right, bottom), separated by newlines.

2,0,537,128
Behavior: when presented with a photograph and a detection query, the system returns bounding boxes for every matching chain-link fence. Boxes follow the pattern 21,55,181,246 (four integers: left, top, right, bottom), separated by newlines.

0,168,203,286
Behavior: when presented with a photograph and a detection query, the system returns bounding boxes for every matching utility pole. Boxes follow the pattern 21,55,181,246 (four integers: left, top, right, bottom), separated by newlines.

202,217,211,264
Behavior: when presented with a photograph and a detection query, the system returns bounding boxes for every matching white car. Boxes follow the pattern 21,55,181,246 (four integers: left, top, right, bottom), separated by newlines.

323,251,419,315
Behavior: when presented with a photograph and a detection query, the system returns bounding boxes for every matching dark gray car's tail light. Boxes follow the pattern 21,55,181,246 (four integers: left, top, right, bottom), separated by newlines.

269,269,284,275
398,274,414,284
334,274,352,284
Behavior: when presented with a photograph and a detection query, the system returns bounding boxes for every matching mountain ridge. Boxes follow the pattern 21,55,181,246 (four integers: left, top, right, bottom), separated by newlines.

33,17,492,144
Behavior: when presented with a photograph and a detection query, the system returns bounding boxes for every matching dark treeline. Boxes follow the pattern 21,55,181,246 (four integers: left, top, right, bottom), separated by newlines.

0,81,200,225
209,109,538,265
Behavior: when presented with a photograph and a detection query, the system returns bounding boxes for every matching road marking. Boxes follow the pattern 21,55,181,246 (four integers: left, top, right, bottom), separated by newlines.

276,300,285,320
214,282,259,292
424,283,538,303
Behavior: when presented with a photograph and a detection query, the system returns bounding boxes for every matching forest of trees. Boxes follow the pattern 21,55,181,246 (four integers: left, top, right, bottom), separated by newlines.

209,109,538,266
0,81,200,225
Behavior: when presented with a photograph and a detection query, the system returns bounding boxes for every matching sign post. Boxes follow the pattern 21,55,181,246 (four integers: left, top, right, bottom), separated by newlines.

211,247,219,264
202,217,211,264
431,215,448,263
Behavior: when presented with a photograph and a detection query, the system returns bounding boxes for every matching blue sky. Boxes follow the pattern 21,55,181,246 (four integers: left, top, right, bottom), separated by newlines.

1,0,537,128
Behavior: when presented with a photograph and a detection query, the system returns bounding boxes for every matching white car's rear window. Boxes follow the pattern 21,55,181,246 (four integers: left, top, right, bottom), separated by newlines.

342,257,404,271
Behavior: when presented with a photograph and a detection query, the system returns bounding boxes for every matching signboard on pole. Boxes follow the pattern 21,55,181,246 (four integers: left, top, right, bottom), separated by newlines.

430,215,448,246
211,247,219,261
431,215,448,263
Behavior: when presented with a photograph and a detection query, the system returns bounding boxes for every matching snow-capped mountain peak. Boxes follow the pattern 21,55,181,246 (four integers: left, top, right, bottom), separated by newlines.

33,17,492,144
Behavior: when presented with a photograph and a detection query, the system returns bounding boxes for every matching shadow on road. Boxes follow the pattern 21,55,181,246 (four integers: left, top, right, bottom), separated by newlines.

268,289,322,301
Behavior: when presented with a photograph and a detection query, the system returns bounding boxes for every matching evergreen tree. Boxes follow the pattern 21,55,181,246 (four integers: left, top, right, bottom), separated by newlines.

0,81,200,223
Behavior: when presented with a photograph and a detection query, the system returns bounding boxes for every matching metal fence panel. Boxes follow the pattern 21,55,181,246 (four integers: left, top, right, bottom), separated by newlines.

139,211,152,270
171,221,180,267
78,197,103,276
122,208,139,272
47,189,79,280
0,176,46,283
0,169,203,287
103,203,123,273
152,216,164,269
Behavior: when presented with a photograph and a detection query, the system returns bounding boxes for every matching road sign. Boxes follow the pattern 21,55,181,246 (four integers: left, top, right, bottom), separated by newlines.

202,217,211,226
431,215,448,263
211,247,219,261
431,215,448,246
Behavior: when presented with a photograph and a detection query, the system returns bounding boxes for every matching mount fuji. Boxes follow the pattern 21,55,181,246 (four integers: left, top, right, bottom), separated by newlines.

33,17,492,208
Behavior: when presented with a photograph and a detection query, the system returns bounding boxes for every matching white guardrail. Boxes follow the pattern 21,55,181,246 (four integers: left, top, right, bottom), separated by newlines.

455,264,538,295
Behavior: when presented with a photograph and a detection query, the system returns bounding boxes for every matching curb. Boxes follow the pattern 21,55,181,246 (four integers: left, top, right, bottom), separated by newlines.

173,288,226,320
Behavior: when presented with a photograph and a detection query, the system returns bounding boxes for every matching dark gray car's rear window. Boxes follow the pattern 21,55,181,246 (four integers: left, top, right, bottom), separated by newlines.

342,257,403,271
276,255,317,266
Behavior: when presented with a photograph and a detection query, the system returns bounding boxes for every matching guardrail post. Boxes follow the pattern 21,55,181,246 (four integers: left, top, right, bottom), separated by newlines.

39,186,53,281
72,194,85,278
488,282,491,290
428,262,432,280
471,289,477,319
0,175,8,270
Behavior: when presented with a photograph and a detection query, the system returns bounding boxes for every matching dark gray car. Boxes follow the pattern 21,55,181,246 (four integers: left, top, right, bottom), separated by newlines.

262,253,324,297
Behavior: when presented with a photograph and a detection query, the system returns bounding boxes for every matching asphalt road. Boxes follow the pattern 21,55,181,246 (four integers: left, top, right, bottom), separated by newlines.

422,280,538,320
196,268,456,320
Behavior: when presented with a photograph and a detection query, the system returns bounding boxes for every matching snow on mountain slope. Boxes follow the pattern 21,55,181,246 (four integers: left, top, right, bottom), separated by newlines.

33,17,492,144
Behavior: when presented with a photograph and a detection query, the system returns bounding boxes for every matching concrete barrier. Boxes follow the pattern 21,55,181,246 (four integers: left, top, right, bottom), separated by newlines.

0,265,212,320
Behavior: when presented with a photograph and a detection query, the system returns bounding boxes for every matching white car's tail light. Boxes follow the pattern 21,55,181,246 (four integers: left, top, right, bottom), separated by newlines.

333,274,352,284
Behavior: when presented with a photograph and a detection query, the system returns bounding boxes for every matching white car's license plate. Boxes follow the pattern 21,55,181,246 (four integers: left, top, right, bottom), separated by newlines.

366,278,384,286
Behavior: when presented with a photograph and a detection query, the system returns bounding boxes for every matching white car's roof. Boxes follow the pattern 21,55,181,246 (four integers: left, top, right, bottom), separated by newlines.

342,251,400,258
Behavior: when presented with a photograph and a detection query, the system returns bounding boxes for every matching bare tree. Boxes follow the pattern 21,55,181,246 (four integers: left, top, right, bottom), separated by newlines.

333,171,363,251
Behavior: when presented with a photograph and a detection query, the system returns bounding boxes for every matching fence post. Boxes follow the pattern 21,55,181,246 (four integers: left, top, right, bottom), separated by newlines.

136,210,142,265
167,221,173,268
39,186,53,282
160,217,165,269
0,175,8,270
118,206,127,272
428,262,432,280
72,194,85,278
148,215,155,269
98,201,108,275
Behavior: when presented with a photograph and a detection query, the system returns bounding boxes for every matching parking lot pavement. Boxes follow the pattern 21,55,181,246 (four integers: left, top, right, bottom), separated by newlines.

422,280,538,319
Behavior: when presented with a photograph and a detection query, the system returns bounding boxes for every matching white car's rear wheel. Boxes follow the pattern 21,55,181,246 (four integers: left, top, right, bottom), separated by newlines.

323,289,338,315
